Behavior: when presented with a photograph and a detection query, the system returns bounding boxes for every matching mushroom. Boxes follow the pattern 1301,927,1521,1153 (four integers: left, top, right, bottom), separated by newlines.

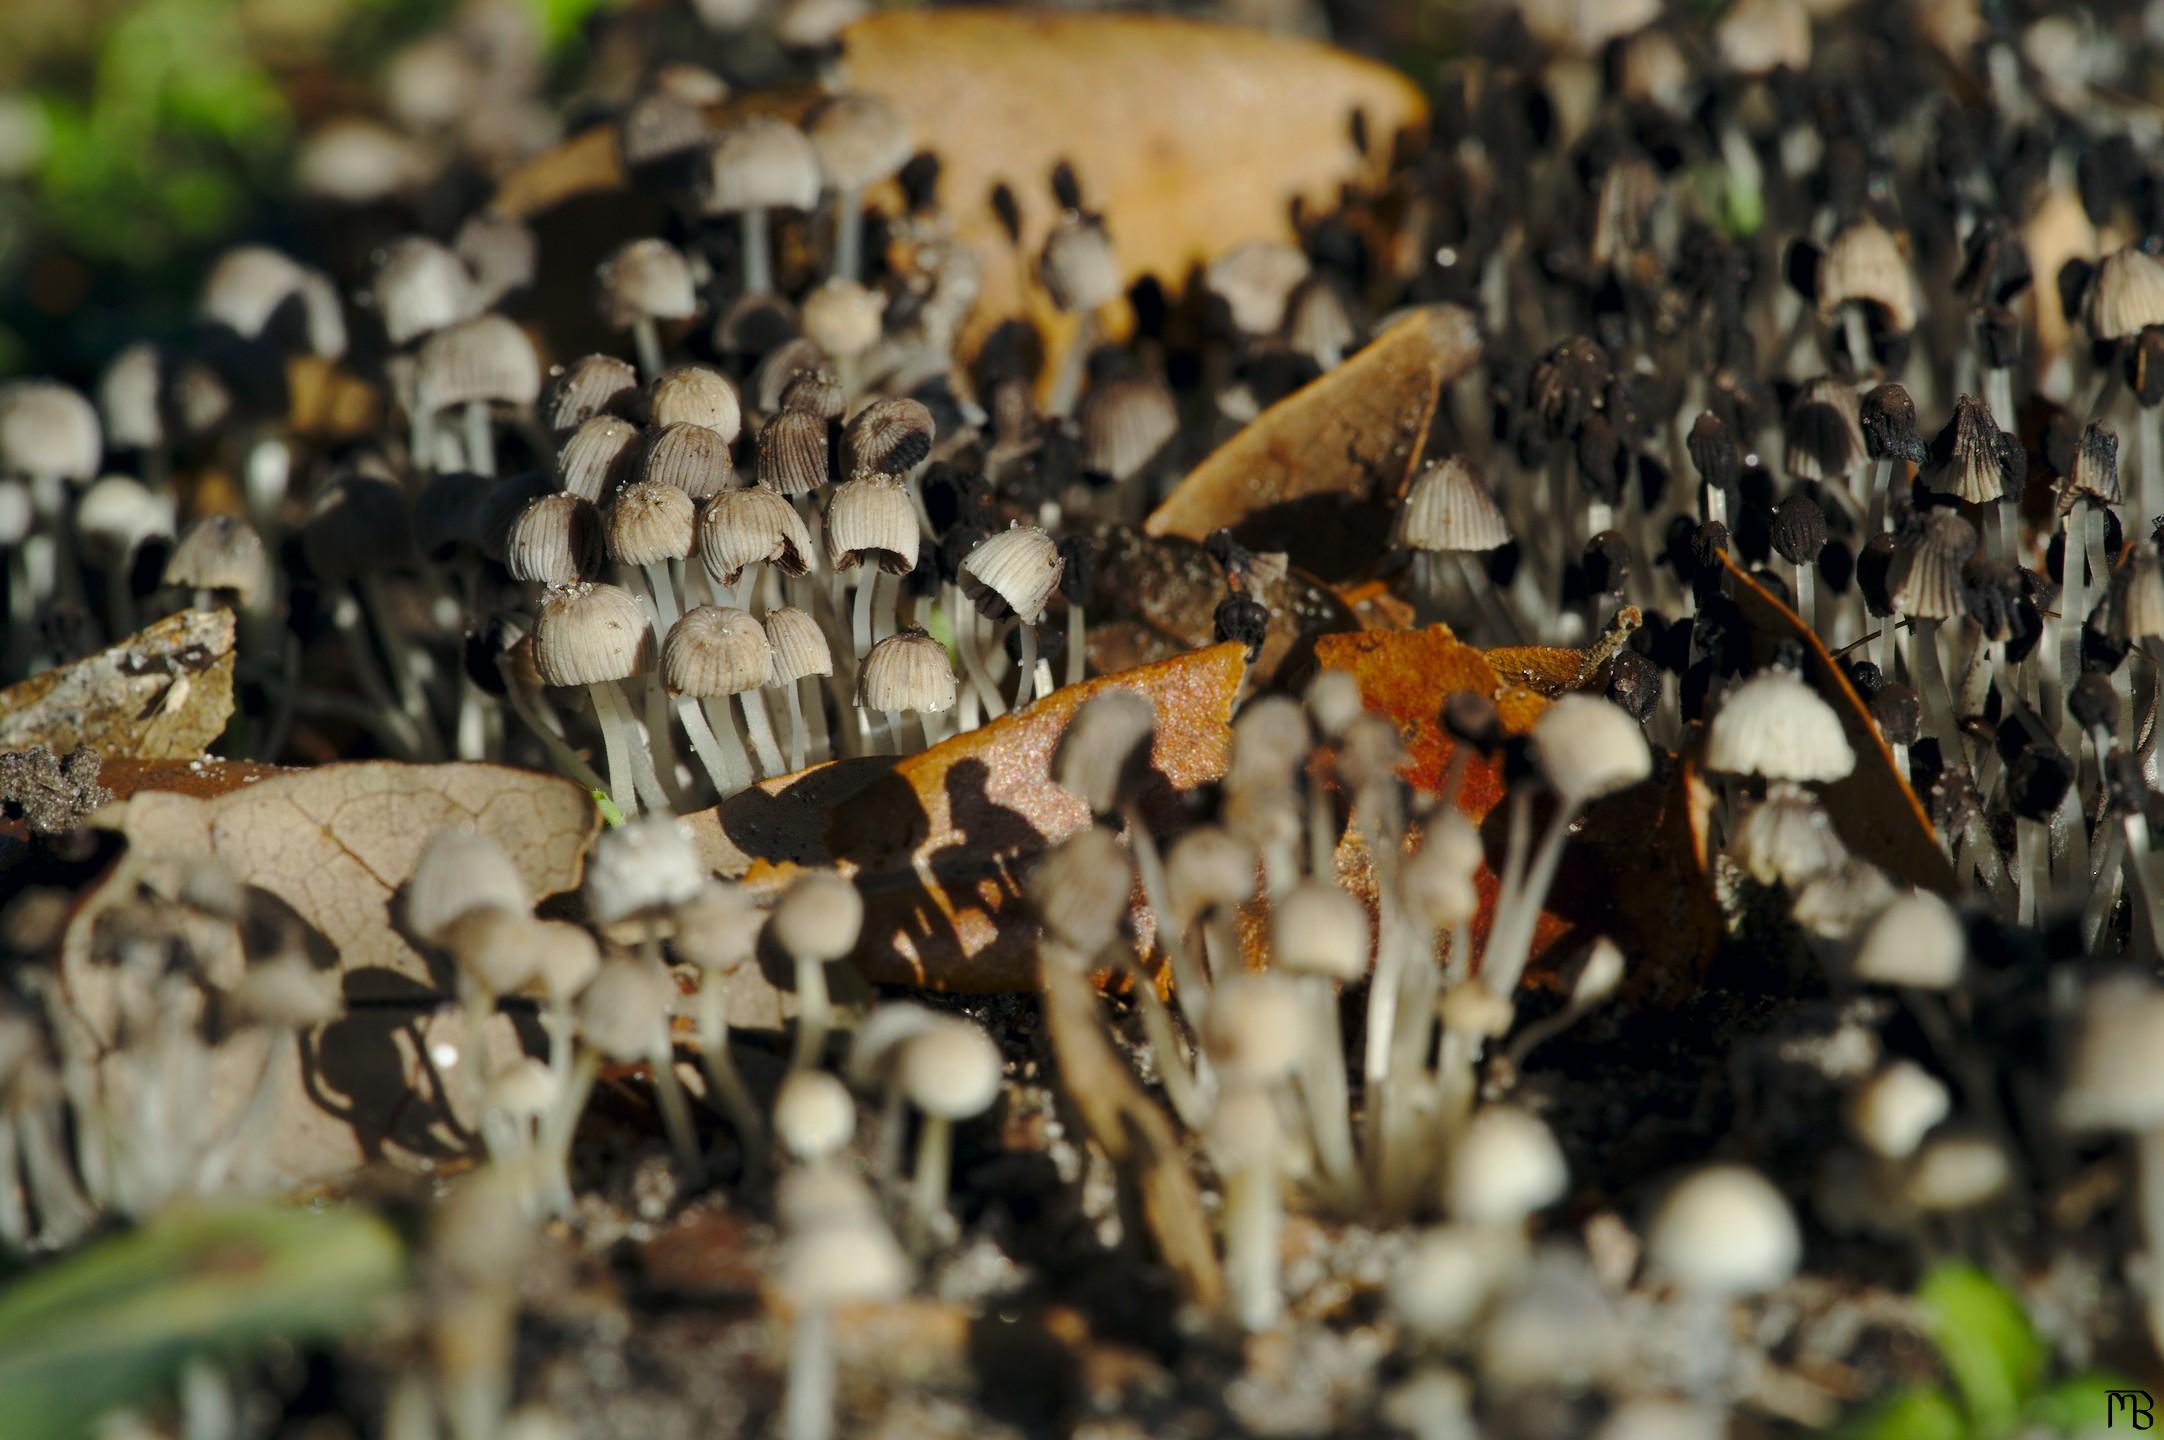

778,1190,910,1440
597,238,696,381
765,606,834,771
1269,879,1369,1211
959,524,1063,708
698,485,813,610
770,871,864,1069
1645,1163,1801,1394
672,882,768,1172
547,355,640,439
412,314,542,477
895,1017,1001,1237
661,605,774,794
1396,456,1514,632
569,954,704,1187
1446,1104,1567,1232
1037,212,1121,418
805,92,911,283
857,627,956,752
532,581,670,817
825,474,919,660
698,117,820,297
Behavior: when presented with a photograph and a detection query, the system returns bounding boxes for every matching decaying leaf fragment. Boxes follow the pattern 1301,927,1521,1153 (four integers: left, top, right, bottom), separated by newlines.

0,609,235,761
1716,551,1954,894
681,643,1249,990
1145,306,1482,573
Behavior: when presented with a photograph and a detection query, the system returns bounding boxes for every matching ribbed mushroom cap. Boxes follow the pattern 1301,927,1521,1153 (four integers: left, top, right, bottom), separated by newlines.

1817,220,1917,333
1922,394,2018,505
547,354,641,437
842,397,936,480
198,245,345,356
1714,0,1810,76
649,366,742,442
164,515,268,603
756,408,830,495
1398,456,1510,553
2059,975,2164,1131
414,315,542,413
825,476,920,574
506,492,603,584
303,471,415,585
1646,1165,1800,1296
857,627,957,713
1448,1106,1567,1225
800,279,885,360
607,479,696,566
532,582,654,686
1205,241,1311,336
557,414,643,503
663,605,773,697
98,343,165,452
1528,695,1652,805
960,524,1064,624
2109,544,2164,644
806,91,912,190
1079,376,1177,483
899,1018,1002,1119
1732,789,1848,888
764,606,834,683
774,1069,855,1160
1039,215,1121,313
642,420,737,500
455,211,538,310
753,337,828,414
2089,245,2164,342
619,91,713,171
1784,377,1865,483
1704,668,1856,784
771,870,864,962
1271,880,1369,980
1851,889,1965,989
0,381,100,482
372,236,478,347
699,117,820,214
1891,510,1979,620
698,486,814,586
597,238,697,329
576,954,675,1061
585,814,708,925
778,369,846,421
405,827,530,944
1053,688,1156,812
1859,383,1928,463
2067,420,2121,506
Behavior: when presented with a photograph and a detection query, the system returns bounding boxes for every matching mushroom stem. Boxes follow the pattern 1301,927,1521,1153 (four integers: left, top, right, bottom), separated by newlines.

742,208,773,295
676,695,752,797
740,688,786,777
358,574,441,749
331,594,427,760
644,677,699,812
852,569,878,658
1224,1152,1282,1332
784,1306,836,1440
501,661,608,793
950,593,1007,720
645,1039,706,1189
695,977,765,1180
786,682,809,772
589,679,668,816
1014,624,1039,709
909,1112,955,1238
833,187,865,283
1482,795,1586,1001
463,401,496,477
1112,950,1208,1130
1066,602,1086,688
790,955,832,1071
1047,312,1097,419
632,318,665,382
1909,618,1962,756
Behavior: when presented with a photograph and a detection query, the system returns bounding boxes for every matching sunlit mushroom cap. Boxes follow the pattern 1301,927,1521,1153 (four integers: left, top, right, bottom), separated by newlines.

1704,668,1855,785
1731,789,1848,888
532,581,655,686
1646,1164,1800,1296
1039,215,1121,314
663,605,774,698
597,238,697,329
774,1069,856,1160
607,479,697,566
699,486,814,585
97,343,165,452
557,415,643,503
2089,245,2164,342
1205,241,1310,336
1850,889,1966,989
842,397,936,480
1904,1133,2012,1213
164,515,268,605
699,117,821,214
576,955,675,1061
825,476,920,575
414,315,542,413
373,237,478,347
779,1211,911,1305
406,827,530,944
648,366,742,442
1816,220,1917,333
1398,456,1511,553
1053,689,1156,813
586,815,708,925
1270,880,1369,981
771,871,864,962
0,381,101,482
198,245,346,356
1079,376,1177,483
960,524,1064,625
506,493,602,585
1789,858,1898,942
899,1018,1002,1118
764,606,835,683
671,882,763,975
757,408,831,496
806,92,912,191
1027,825,1133,953
547,354,641,437
440,907,543,996
297,118,430,204
76,475,173,563
857,627,956,713
1848,1060,1950,1161
800,279,885,360
1448,1106,1567,1225
1166,825,1256,923
1529,695,1652,804
642,421,737,500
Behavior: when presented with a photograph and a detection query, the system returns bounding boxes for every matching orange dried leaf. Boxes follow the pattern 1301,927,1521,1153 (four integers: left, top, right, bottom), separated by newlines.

681,643,1249,990
1145,306,1481,568
1715,551,1954,894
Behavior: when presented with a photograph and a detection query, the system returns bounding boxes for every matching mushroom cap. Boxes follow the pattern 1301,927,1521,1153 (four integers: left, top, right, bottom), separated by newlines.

774,1161,883,1234
1053,688,1157,813
1204,974,1309,1085
532,581,654,686
76,475,174,562
0,381,101,483
960,524,1064,625
856,628,956,713
756,408,831,496
800,279,886,360
97,343,166,452
597,238,697,329
1731,788,1849,889
1790,858,1898,942
641,420,737,500
1529,694,1652,805
1847,1060,1950,1161
2110,545,2164,645
698,486,813,586
1816,219,1917,333
1228,695,1311,794
163,514,269,604
414,314,542,412
779,1211,911,1305
506,493,603,585
1398,456,1510,554
898,1019,1002,1119
483,1056,559,1120
1038,216,1121,314
1166,825,1257,922
1387,1227,1505,1340
1447,1105,1567,1225
1783,376,1865,484
199,245,346,356
842,397,936,480
773,1069,856,1160
671,882,764,975
806,91,912,191
1714,0,1811,76
1078,376,1178,484
406,827,530,944
663,605,774,698
1903,1134,2012,1213
2059,975,2164,1132
764,605,835,683
455,211,537,310
520,921,601,1005
232,955,343,1030
648,366,742,443
1891,509,1979,620
547,354,641,437
440,906,543,996
373,236,478,346
584,815,708,925
771,871,864,963
1645,1164,1801,1296
1205,241,1311,336
607,479,697,566
1851,890,1965,989
1704,668,1856,785
575,955,675,1061
1027,825,1133,953
1270,880,1369,981
557,415,644,503
699,116,821,215
2090,245,2164,341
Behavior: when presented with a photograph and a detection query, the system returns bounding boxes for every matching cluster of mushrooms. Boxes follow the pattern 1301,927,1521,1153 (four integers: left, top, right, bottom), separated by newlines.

16,0,2164,1434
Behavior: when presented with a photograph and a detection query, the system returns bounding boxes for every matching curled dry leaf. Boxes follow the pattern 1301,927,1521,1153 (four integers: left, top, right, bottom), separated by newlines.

1715,551,1954,894
1145,306,1482,576
681,643,1248,991
285,356,382,440
1311,624,1722,990
0,609,235,761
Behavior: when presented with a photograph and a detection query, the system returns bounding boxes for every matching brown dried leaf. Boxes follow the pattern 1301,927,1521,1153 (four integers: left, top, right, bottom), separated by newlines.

285,356,382,440
681,643,1248,991
0,610,235,761
1715,552,1955,894
1144,306,1482,574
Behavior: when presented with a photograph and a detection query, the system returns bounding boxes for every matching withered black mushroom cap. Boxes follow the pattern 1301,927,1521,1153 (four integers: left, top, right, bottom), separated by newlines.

1687,411,1740,493
1870,683,1922,746
1605,649,1660,722
1859,383,1928,463
1844,659,1883,701
1214,594,1270,660
2070,671,2119,733
1582,530,1632,596
2007,742,2074,822
1770,494,1828,565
